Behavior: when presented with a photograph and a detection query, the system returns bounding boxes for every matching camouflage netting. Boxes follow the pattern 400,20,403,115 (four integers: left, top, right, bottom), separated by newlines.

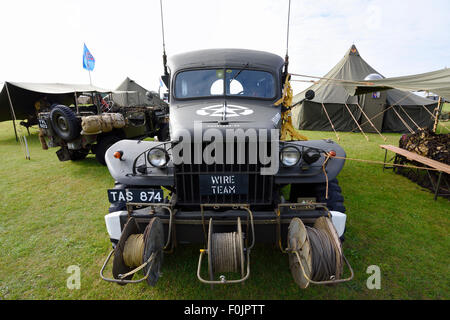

399,129,450,165
396,129,449,199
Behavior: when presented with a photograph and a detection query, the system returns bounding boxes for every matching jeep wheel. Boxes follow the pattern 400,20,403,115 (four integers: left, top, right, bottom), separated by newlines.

95,135,121,166
50,105,80,141
69,149,89,161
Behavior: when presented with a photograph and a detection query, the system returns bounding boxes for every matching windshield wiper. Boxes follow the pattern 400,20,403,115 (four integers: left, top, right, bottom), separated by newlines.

230,63,249,82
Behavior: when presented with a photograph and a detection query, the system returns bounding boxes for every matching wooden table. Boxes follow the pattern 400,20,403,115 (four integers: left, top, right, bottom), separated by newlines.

380,145,450,200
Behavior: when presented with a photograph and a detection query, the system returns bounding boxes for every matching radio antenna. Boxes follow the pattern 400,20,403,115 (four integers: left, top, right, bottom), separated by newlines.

160,0,168,76
284,0,291,77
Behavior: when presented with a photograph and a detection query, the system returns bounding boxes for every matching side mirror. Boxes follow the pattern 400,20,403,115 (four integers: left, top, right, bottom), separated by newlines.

305,90,315,101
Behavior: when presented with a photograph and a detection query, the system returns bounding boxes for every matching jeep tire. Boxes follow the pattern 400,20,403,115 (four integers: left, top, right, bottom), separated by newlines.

95,135,121,166
50,105,80,141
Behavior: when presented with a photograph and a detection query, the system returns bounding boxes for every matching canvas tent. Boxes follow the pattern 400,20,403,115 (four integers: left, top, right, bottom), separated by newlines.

0,81,111,140
0,82,110,122
111,77,164,108
291,45,439,134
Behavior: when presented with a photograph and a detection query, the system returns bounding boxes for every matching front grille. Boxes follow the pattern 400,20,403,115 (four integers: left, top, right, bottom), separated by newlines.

174,141,274,205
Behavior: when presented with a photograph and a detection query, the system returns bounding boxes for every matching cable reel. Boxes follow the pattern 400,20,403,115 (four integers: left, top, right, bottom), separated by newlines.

101,217,165,286
287,217,353,288
198,216,252,285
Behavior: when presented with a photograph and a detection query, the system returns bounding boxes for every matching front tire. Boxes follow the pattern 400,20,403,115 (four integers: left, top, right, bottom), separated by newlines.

289,178,346,213
95,135,121,166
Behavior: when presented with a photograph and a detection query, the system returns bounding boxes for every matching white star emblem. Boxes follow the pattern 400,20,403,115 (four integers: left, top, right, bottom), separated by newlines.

196,104,254,117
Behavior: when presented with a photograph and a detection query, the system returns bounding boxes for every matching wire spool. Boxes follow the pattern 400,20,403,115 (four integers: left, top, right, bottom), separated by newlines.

112,217,140,285
112,217,164,286
208,218,245,280
288,218,312,289
142,217,164,287
288,217,343,288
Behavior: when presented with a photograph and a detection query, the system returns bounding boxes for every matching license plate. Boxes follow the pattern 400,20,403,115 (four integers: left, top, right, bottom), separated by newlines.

38,118,48,129
107,189,164,204
199,174,249,195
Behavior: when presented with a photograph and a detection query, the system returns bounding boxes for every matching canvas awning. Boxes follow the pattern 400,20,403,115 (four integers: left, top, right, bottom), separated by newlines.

0,81,111,122
343,68,450,101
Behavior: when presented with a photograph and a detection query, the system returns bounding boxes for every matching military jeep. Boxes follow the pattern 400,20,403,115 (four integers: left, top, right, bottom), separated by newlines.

37,91,169,165
100,49,353,288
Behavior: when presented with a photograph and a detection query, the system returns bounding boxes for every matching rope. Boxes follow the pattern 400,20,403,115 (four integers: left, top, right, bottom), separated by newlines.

352,91,415,133
332,155,444,172
306,227,337,281
123,234,145,267
321,103,340,141
322,154,331,199
344,103,369,141
290,73,375,86
392,106,414,134
356,102,388,141
398,104,422,131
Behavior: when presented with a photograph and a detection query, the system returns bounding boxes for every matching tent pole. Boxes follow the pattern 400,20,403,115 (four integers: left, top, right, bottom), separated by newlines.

421,104,436,118
353,92,414,133
398,104,421,131
344,103,369,141
74,92,79,115
432,97,442,133
5,83,19,142
356,102,387,141
5,83,28,158
392,107,414,134
321,103,340,141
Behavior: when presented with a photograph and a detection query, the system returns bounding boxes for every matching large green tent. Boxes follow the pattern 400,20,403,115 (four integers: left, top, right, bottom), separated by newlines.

291,45,438,134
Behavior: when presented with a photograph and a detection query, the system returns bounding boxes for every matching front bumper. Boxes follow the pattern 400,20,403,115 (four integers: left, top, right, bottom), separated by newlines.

105,203,347,246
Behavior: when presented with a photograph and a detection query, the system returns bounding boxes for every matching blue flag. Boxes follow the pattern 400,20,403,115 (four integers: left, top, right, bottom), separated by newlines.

82,44,95,71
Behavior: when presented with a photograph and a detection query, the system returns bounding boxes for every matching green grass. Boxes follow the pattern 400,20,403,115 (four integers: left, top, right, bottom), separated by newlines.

442,102,450,113
0,121,448,300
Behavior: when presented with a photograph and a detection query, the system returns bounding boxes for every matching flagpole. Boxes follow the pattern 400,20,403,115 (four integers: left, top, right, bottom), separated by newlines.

88,70,92,86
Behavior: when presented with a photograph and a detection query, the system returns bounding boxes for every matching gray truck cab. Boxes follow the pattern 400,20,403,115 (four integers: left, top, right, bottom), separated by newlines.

101,49,352,288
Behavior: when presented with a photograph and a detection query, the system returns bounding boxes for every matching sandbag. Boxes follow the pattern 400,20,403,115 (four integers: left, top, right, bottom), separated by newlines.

81,116,102,135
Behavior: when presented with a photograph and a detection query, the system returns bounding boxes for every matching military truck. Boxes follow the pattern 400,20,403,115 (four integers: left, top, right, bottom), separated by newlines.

100,49,353,288
37,91,169,165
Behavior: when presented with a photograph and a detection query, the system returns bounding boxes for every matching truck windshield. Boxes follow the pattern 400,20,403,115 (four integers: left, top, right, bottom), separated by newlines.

174,69,275,99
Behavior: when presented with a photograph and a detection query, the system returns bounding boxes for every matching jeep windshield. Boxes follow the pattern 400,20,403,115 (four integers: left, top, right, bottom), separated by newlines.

174,69,275,100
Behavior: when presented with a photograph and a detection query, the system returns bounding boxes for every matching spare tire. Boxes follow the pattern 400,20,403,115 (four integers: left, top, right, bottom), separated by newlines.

50,105,80,141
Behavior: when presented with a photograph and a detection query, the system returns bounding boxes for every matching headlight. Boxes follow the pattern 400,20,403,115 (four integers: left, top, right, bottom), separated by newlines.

147,148,169,168
281,146,301,167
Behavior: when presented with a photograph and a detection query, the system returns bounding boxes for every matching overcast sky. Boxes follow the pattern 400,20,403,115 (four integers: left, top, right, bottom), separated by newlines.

1,0,449,94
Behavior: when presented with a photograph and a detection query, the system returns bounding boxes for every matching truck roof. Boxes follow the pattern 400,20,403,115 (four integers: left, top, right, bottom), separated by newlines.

168,48,285,74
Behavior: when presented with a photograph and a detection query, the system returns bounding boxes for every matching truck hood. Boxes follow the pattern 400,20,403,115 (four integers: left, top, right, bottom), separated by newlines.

169,100,282,139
